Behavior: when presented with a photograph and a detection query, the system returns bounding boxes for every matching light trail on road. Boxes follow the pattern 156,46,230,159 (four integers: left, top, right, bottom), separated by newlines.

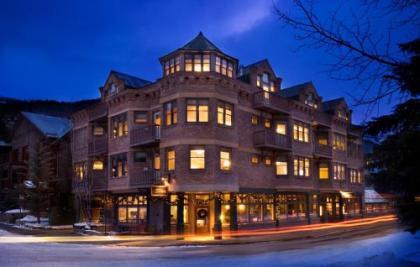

0,215,396,244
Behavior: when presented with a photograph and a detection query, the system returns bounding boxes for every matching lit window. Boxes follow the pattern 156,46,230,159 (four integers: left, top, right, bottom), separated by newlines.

227,62,233,78
185,55,193,72
164,61,170,75
318,133,329,145
251,154,259,165
264,119,271,129
111,153,127,178
187,99,208,122
154,154,161,170
264,156,272,166
217,102,233,126
170,58,175,73
93,160,104,171
319,162,329,179
111,113,128,138
257,73,270,91
74,162,86,180
164,101,177,126
194,54,202,72
257,76,261,87
215,56,221,73
293,121,309,143
221,58,227,75
270,81,276,92
333,133,346,151
133,151,147,163
333,163,346,180
190,148,205,169
276,122,286,135
167,149,175,171
304,93,318,108
220,149,231,171
337,109,349,121
175,56,180,71
93,126,104,136
203,55,210,72
251,115,259,125
294,157,310,177
134,111,147,124
275,159,288,175
109,83,118,95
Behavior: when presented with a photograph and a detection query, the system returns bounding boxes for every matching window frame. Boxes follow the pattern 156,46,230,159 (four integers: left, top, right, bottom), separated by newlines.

164,101,178,126
293,121,309,143
186,98,209,123
293,156,310,177
111,153,128,178
189,147,206,170
111,113,128,138
167,149,176,171
217,101,233,127
220,148,232,171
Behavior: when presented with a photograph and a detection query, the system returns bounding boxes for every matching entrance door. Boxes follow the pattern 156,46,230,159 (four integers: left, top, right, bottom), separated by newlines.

321,194,340,222
194,194,210,234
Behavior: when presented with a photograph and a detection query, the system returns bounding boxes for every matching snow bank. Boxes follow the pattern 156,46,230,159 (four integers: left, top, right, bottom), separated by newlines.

18,215,48,223
3,209,29,214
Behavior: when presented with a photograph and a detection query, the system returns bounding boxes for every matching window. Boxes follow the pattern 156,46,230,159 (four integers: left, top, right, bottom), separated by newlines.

117,195,147,224
154,154,161,170
185,55,193,71
164,101,178,126
109,83,118,95
215,56,221,73
304,93,318,108
264,119,271,129
319,162,329,179
74,162,86,180
220,149,231,171
111,113,128,138
237,194,274,224
164,57,180,74
93,126,104,136
251,115,259,125
257,73,271,91
333,163,346,180
264,156,272,166
350,169,362,183
186,99,208,122
276,122,286,135
333,133,346,151
221,58,227,75
203,55,210,72
167,149,175,171
133,151,147,163
111,153,128,178
92,160,104,171
217,102,233,126
270,81,276,92
190,148,205,169
337,109,349,121
227,62,233,78
134,111,147,124
317,132,329,145
251,154,259,165
294,157,310,177
194,54,202,72
293,121,309,142
275,157,288,175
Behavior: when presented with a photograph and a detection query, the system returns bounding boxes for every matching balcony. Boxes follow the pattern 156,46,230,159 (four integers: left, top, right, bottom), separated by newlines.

130,169,162,187
130,125,160,146
88,103,108,121
88,136,108,155
314,144,332,158
253,91,289,114
313,112,331,127
254,130,291,151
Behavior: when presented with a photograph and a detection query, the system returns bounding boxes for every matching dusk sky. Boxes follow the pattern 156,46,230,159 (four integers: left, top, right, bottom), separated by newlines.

0,0,414,123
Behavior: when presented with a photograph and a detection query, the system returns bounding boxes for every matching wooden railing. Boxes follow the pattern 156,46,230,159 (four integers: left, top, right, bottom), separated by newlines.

130,125,160,146
254,130,291,150
253,91,289,113
88,136,108,155
314,144,332,158
130,169,161,187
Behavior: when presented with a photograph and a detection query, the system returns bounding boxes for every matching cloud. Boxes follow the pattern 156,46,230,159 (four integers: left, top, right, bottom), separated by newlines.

220,0,272,37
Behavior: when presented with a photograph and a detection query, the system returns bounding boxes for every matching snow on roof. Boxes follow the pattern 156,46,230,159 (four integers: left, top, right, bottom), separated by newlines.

365,188,389,204
0,140,10,146
21,112,71,138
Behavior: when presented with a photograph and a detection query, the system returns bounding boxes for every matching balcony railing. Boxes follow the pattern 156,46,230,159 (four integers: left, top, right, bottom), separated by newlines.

130,169,162,187
88,136,108,155
254,130,291,150
130,125,160,146
88,103,108,121
313,111,331,126
253,91,289,113
314,144,332,158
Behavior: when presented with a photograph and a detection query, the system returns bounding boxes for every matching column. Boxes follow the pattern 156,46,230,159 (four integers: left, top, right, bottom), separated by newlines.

163,195,171,234
176,193,184,237
273,193,280,227
305,192,311,224
229,193,238,231
214,193,222,240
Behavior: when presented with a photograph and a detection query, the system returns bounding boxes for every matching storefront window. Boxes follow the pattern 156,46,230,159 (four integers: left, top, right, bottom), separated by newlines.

117,195,147,224
169,194,189,225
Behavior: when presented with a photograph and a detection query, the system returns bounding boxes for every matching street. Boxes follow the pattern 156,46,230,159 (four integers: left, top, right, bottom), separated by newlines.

0,216,419,266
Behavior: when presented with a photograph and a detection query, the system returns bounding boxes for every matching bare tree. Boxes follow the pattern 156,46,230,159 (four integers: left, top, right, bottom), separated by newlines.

274,0,419,114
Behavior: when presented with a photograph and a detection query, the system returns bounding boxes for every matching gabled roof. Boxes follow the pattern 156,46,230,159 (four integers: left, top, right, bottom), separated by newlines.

110,70,151,89
280,82,313,99
180,32,222,52
21,112,71,138
240,59,273,76
322,97,346,112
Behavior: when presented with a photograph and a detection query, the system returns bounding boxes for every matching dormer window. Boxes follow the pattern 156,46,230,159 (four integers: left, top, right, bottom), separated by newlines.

215,56,233,77
257,73,274,92
109,83,118,95
304,93,318,109
164,56,180,75
185,54,210,73
337,109,349,121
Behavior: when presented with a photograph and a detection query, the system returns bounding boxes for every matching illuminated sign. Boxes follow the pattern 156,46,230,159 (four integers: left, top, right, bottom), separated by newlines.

151,186,168,197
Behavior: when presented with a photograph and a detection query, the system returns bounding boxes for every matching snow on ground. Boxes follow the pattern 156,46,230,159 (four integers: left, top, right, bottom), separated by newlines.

3,209,29,214
0,230,418,267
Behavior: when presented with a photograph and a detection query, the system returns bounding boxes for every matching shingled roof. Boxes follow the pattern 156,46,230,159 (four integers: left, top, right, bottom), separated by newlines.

21,112,71,138
180,32,222,52
110,70,151,89
280,82,313,99
322,97,346,111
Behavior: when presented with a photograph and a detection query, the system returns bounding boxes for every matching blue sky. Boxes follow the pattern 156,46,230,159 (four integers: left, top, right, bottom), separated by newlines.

0,0,414,123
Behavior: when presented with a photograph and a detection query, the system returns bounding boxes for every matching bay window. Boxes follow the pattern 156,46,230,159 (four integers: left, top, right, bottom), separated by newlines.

294,157,310,177
190,147,205,169
164,101,177,126
186,99,208,122
217,102,233,126
333,133,346,151
275,156,288,175
333,163,346,180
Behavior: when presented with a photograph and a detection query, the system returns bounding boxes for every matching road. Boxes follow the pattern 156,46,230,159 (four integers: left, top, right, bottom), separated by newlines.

0,216,419,267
